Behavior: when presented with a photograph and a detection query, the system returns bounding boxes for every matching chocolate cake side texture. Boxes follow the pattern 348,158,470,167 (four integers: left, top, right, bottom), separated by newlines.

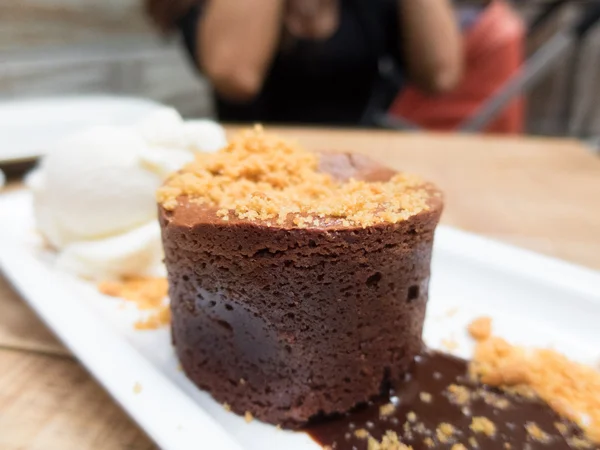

159,153,443,428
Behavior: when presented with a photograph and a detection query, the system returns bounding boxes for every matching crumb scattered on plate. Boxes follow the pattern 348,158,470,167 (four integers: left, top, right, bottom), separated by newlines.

467,316,492,341
134,306,171,330
467,316,600,444
470,416,496,437
133,382,142,394
99,276,170,330
441,337,458,351
419,392,432,403
366,430,412,449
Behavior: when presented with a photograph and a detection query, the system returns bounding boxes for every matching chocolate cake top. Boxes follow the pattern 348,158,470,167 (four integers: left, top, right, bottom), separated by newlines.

157,126,441,228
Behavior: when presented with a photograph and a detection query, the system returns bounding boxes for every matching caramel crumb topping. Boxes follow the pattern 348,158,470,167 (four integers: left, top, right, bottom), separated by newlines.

380,403,396,417
568,436,594,449
244,411,253,423
99,276,168,310
414,422,428,435
468,316,492,341
419,392,432,403
403,421,412,438
503,443,512,449
447,384,471,406
355,428,370,439
441,338,458,351
470,417,497,437
99,276,170,330
222,403,231,412
451,445,467,450
555,422,568,435
423,437,434,447
436,423,455,443
157,126,433,228
478,389,511,410
468,436,479,448
469,333,600,443
134,306,171,330
525,422,550,443
406,411,417,423
367,431,412,450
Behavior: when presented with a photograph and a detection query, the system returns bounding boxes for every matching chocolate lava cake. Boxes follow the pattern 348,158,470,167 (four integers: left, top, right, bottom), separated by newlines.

157,127,443,428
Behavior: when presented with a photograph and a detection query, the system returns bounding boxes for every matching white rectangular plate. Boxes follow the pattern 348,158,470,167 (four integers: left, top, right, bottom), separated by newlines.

1,190,599,450
0,96,164,164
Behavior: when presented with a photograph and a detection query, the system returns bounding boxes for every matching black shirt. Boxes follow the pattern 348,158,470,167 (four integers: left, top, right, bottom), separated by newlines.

179,0,403,125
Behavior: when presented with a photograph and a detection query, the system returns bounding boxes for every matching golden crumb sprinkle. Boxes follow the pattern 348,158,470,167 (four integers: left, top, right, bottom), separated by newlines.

406,411,417,423
451,445,467,450
367,431,412,450
134,306,171,330
555,422,568,435
436,423,455,443
222,403,231,412
423,437,434,447
447,384,471,406
419,392,432,403
244,411,253,423
380,403,396,417
525,422,550,443
568,436,594,449
468,436,479,448
133,382,142,394
470,417,497,437
355,428,370,439
413,422,428,435
441,338,458,351
469,335,600,444
468,316,492,341
503,443,512,449
99,276,168,310
157,126,433,228
478,389,511,410
99,276,170,330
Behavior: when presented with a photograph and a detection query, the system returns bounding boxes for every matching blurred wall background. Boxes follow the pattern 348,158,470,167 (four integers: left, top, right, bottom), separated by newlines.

1,0,599,137
0,0,215,117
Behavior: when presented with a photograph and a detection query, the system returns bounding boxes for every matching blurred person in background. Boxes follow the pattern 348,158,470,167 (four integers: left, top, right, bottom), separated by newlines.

390,0,525,134
146,0,463,126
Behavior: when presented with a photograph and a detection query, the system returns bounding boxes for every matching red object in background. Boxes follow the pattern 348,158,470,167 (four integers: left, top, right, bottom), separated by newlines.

389,0,525,134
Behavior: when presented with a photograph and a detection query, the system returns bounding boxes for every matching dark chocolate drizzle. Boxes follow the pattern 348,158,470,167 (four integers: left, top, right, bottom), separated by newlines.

305,351,594,449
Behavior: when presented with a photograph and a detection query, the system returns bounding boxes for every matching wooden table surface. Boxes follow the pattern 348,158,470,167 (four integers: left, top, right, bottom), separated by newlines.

2,128,600,450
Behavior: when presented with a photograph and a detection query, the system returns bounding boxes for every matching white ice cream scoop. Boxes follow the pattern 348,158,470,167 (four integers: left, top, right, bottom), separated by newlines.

134,109,227,178
27,111,227,281
29,127,163,248
136,108,227,155
55,221,166,281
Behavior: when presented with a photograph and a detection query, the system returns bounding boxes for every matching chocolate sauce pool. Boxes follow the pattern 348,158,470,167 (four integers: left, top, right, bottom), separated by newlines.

305,351,593,449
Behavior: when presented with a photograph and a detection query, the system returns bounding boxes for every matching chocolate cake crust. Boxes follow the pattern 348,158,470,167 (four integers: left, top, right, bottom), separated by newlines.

160,153,443,427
